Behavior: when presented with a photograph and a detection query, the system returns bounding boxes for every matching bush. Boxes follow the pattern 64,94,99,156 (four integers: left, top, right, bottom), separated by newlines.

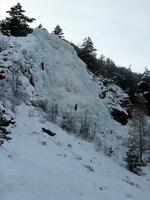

124,148,142,174
60,113,76,133
0,127,11,145
0,110,13,145
79,115,90,140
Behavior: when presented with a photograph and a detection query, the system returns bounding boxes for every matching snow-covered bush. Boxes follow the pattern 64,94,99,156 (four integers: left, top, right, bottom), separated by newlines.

95,135,102,152
48,103,58,123
79,115,90,140
0,37,9,52
95,135,113,157
60,112,77,133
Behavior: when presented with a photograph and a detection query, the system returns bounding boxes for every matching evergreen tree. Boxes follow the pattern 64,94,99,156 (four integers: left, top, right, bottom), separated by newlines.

125,148,141,174
38,24,43,29
125,108,147,174
78,37,97,72
1,19,10,35
138,68,150,115
1,3,35,36
0,20,2,33
143,67,150,79
53,25,64,38
81,37,97,57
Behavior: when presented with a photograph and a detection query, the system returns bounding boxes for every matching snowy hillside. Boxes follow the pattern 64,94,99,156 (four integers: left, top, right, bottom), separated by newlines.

0,29,150,199
0,104,150,200
0,29,130,155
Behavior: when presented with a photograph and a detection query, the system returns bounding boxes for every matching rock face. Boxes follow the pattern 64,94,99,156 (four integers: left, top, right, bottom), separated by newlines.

111,107,128,125
98,80,130,125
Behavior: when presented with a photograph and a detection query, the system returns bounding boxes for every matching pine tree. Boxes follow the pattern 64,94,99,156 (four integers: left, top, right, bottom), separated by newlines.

1,19,10,35
81,37,97,57
53,25,64,38
0,20,2,34
125,107,147,174
38,24,43,29
125,147,141,174
78,37,97,71
143,67,150,80
1,3,35,36
138,68,150,115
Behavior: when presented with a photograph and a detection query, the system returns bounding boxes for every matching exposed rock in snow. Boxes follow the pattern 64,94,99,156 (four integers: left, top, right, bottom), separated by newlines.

111,107,128,125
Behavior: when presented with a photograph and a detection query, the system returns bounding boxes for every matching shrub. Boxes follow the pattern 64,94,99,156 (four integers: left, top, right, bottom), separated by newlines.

124,148,142,174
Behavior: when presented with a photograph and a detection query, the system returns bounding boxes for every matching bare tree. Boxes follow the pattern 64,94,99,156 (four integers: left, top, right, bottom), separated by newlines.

10,61,21,112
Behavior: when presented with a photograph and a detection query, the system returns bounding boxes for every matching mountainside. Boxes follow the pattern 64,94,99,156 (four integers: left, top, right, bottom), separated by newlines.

0,29,130,154
0,29,150,200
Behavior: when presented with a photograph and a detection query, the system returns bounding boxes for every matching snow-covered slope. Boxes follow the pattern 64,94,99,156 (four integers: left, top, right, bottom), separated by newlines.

0,104,150,200
0,29,149,199
0,29,129,155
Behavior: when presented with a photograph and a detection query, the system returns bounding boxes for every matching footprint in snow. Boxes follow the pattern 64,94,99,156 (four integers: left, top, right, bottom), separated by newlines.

84,165,94,172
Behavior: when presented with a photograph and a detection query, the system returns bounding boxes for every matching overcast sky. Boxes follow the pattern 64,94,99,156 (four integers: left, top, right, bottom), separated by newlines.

0,0,150,73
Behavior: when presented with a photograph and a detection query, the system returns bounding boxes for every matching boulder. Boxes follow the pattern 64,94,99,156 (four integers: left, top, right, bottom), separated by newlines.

111,107,128,125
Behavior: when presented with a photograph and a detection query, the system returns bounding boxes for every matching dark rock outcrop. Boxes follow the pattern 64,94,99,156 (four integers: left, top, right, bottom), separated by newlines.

111,107,128,125
42,128,56,137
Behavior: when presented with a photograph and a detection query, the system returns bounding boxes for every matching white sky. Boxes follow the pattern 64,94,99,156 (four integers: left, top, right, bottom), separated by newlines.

0,0,150,73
